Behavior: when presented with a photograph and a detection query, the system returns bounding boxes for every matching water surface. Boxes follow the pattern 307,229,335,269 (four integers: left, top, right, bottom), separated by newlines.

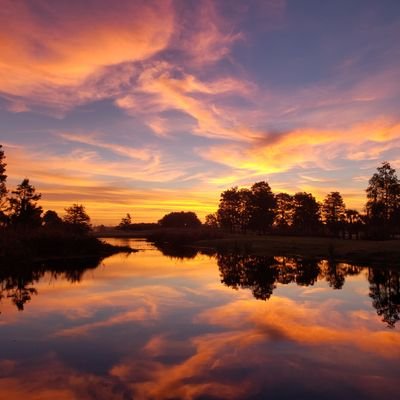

0,238,399,399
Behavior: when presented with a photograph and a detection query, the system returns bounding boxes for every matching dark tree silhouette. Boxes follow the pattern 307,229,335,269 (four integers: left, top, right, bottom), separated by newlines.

366,162,400,237
118,213,132,230
217,185,275,234
217,187,247,233
322,192,346,237
345,209,362,239
292,192,321,234
158,211,201,228
274,192,294,229
63,204,91,233
204,213,219,228
248,181,276,234
9,179,42,228
43,210,63,228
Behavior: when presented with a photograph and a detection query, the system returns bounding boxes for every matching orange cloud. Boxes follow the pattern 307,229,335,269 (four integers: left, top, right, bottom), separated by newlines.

115,61,255,140
0,1,174,98
4,141,221,223
195,118,400,207
177,0,243,66
202,119,400,174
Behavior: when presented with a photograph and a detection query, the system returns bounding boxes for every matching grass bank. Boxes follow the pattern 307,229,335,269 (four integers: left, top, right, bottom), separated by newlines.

195,234,400,265
96,227,400,265
0,228,134,266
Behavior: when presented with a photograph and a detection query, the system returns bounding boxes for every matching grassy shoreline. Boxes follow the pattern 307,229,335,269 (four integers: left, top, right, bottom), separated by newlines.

0,229,134,266
194,235,400,265
97,228,400,265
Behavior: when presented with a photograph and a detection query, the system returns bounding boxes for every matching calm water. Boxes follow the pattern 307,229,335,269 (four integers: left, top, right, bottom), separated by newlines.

0,238,399,400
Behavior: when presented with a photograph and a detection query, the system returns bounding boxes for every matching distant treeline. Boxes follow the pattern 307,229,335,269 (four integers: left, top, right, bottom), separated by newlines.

0,146,91,232
205,162,400,239
1,144,399,242
0,145,130,262
117,162,400,240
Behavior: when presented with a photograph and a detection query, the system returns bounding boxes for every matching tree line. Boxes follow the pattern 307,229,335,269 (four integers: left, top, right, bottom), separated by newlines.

2,143,399,240
0,145,91,233
204,162,400,239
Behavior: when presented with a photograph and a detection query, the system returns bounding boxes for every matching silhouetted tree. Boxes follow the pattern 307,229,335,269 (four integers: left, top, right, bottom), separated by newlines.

292,192,321,234
366,162,400,238
237,188,253,233
217,187,251,233
63,204,91,233
118,213,132,230
43,210,63,228
274,193,294,229
204,213,219,228
248,181,276,234
9,179,42,228
345,209,363,239
158,211,201,228
0,145,7,225
322,192,346,237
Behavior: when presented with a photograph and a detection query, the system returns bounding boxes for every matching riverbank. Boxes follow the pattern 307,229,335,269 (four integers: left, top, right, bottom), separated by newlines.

97,227,400,265
0,229,134,266
196,234,400,265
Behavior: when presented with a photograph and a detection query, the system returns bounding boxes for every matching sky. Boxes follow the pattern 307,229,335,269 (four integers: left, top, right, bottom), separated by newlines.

0,0,399,224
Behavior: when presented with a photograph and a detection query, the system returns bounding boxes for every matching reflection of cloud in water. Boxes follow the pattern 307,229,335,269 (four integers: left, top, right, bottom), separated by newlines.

0,242,400,399
55,307,158,337
0,355,130,400
198,297,400,358
300,287,330,296
108,295,400,399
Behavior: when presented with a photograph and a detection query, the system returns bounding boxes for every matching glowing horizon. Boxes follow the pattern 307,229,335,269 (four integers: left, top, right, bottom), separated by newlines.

1,0,399,224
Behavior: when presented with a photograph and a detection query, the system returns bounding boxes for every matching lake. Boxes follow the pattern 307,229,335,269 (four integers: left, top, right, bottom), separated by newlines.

0,238,399,400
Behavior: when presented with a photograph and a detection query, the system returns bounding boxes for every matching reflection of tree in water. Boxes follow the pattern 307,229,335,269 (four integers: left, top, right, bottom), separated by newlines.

218,254,400,328
218,254,324,300
276,257,321,286
0,278,37,311
0,256,103,312
217,254,365,300
368,267,400,328
318,261,363,290
153,242,198,260
319,260,346,289
217,254,278,300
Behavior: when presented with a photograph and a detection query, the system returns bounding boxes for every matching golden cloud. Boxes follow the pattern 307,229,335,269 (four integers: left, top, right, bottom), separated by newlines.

0,0,174,98
198,118,400,195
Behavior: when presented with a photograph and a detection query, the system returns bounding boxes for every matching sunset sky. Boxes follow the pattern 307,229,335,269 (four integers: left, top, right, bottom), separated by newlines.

1,0,400,224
